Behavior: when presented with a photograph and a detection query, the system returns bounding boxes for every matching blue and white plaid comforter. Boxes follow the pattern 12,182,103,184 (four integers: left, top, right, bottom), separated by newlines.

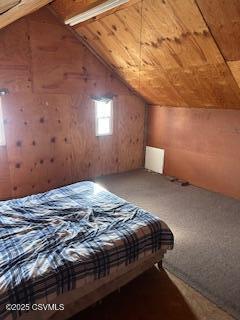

0,181,173,319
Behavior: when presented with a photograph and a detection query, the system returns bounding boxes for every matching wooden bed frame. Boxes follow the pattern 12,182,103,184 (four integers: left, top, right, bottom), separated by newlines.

21,249,166,320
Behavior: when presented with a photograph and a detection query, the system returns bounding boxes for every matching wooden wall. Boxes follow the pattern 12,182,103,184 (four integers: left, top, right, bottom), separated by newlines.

0,8,145,200
147,106,240,199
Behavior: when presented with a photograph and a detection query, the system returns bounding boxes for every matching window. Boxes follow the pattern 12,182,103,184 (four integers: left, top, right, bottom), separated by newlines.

0,98,5,146
95,99,113,136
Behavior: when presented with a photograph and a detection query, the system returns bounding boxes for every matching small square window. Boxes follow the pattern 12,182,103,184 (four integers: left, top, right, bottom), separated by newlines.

0,98,5,146
95,99,113,136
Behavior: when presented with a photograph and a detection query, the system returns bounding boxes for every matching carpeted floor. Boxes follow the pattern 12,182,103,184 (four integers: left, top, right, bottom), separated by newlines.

95,169,240,320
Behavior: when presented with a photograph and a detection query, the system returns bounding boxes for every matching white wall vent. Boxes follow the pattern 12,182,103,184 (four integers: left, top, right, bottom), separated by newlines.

145,146,165,174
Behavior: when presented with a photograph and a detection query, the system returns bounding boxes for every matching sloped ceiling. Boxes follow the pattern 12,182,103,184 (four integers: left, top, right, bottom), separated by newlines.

51,0,109,21
50,0,240,109
0,0,53,29
197,0,240,61
1,0,240,109
0,0,20,14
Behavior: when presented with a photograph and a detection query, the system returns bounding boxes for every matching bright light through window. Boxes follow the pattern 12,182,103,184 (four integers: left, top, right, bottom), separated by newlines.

0,98,5,146
95,99,113,136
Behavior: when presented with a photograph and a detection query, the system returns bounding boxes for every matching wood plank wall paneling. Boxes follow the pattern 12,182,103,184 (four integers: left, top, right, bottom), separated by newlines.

147,106,240,199
0,147,11,198
72,0,240,109
0,19,32,93
0,8,146,200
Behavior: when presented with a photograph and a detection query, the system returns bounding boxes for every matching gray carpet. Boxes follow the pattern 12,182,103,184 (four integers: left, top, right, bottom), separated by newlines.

95,169,240,320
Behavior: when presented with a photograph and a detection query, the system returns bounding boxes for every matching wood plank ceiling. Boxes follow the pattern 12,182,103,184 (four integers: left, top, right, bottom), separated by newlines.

0,0,20,14
0,0,53,29
51,0,240,109
51,0,108,21
1,0,240,109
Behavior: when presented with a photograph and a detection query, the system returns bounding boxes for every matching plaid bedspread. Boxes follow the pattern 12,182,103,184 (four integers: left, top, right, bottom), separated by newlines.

0,181,173,319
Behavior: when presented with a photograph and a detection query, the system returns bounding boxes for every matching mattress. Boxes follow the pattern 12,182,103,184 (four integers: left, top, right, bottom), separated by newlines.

0,181,174,319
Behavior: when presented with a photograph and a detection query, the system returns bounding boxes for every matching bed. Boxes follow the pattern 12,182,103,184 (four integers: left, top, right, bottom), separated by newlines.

0,181,174,320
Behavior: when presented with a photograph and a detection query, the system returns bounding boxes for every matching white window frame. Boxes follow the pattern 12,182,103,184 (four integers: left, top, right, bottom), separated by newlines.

0,97,6,146
95,99,113,137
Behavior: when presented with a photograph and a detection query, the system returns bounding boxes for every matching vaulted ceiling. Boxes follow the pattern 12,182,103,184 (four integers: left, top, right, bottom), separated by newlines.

0,0,53,29
1,0,240,109
73,0,240,109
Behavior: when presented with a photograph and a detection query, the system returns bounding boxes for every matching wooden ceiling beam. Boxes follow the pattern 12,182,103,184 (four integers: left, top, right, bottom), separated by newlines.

0,0,53,30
